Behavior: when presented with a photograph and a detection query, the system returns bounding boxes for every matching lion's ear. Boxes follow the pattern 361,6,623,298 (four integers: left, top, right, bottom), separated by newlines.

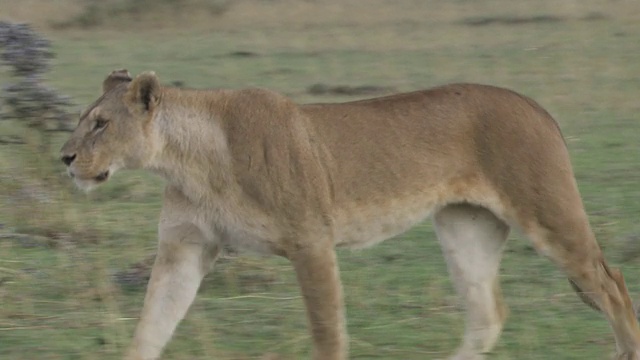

103,69,132,93
126,71,161,112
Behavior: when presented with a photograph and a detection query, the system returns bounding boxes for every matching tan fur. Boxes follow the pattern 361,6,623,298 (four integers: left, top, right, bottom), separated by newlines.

61,70,640,360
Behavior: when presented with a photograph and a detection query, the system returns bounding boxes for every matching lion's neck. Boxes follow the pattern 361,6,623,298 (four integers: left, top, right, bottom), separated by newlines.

147,88,233,203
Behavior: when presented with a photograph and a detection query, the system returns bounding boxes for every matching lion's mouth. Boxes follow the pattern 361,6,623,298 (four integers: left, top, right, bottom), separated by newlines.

67,168,114,192
95,170,110,182
68,169,110,182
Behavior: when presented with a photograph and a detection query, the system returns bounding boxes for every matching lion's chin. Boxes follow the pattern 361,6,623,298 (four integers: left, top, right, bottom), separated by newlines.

73,178,99,193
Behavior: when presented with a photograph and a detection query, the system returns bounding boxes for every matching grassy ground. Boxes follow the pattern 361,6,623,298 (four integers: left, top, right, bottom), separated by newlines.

2,0,640,359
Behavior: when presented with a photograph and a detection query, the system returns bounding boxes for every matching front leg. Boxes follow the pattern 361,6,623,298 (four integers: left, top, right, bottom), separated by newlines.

125,223,219,360
291,242,348,360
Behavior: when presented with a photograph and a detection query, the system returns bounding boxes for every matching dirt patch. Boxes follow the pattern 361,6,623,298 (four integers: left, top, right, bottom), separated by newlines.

581,12,608,22
307,83,395,96
227,50,260,58
12,0,234,30
459,12,608,27
113,254,155,289
460,14,565,27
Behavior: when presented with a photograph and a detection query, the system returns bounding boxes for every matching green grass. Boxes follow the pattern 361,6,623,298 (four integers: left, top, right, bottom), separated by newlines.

2,1,640,359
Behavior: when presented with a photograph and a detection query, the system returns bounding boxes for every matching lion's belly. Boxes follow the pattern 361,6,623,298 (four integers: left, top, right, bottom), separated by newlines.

220,227,279,255
194,202,284,256
197,189,453,254
216,214,283,256
333,196,439,248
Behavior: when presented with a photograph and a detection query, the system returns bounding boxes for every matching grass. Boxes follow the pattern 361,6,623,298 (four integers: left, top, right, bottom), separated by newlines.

2,0,640,359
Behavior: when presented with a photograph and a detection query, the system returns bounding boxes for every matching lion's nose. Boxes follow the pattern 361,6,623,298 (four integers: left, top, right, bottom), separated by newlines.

61,154,76,166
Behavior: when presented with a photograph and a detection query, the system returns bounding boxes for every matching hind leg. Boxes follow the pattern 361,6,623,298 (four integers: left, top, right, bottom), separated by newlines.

523,210,640,359
434,204,510,360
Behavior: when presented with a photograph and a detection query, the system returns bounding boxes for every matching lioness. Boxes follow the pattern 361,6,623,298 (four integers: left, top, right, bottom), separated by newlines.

60,69,640,360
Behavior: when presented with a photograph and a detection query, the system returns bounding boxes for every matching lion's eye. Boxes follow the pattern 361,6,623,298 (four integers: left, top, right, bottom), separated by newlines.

94,118,108,131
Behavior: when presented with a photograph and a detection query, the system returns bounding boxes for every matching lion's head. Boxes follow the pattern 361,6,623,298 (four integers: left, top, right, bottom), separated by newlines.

60,69,162,190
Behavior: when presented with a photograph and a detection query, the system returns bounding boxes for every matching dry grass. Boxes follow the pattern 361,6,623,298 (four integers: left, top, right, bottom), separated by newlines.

3,0,640,359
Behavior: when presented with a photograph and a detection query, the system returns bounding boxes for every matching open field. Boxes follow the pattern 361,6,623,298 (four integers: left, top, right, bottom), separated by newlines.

2,0,640,359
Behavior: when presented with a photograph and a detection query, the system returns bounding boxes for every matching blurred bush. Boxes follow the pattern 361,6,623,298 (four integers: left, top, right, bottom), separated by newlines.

0,21,74,153
0,22,78,244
